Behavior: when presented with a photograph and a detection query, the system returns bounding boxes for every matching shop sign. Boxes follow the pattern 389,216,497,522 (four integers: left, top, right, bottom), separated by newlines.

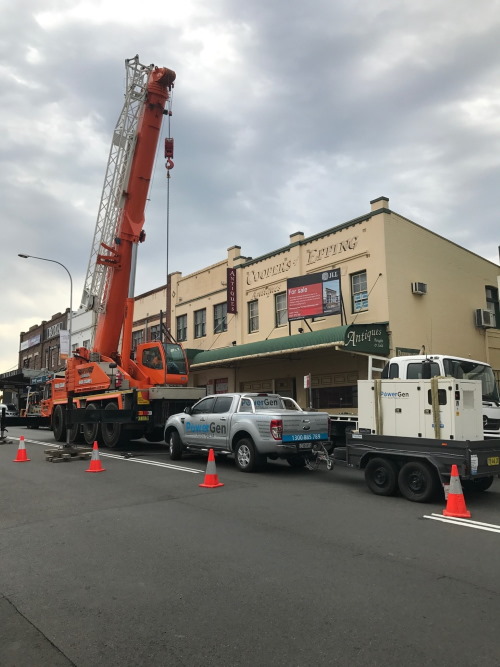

395,347,420,356
344,324,389,355
20,334,41,351
227,268,237,313
215,378,228,394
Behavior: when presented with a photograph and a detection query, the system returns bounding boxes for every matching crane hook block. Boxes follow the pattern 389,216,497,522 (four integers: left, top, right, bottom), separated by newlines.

164,138,174,159
165,157,174,170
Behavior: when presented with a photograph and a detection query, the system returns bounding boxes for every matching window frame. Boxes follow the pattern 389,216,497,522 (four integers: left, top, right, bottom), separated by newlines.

213,302,228,334
248,300,259,333
275,292,288,327
194,309,206,339
351,270,368,313
176,314,187,342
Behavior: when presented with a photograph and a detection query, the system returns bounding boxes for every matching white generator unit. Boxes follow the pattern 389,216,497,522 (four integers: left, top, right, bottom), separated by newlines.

357,378,483,441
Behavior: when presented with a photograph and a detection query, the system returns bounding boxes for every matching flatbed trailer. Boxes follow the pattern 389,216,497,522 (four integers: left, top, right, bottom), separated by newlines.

314,432,500,503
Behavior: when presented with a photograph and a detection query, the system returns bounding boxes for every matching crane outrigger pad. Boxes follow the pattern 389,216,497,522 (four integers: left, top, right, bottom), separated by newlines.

45,446,93,462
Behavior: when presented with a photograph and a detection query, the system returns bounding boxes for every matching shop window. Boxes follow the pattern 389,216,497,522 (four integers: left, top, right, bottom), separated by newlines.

176,314,187,341
214,303,227,333
194,309,206,338
248,300,259,333
275,292,288,327
351,271,368,313
312,385,358,409
486,286,499,328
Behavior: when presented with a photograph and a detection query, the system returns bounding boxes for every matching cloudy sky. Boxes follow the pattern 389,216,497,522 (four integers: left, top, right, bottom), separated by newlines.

1,0,499,374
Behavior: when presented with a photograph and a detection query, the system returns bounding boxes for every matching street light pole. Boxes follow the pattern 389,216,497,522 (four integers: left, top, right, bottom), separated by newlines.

18,253,74,448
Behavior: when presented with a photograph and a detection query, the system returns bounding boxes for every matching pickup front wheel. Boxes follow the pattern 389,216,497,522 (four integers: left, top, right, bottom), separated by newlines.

235,438,265,472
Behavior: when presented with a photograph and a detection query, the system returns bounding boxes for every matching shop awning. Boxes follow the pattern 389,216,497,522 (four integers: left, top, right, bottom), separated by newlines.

189,323,389,369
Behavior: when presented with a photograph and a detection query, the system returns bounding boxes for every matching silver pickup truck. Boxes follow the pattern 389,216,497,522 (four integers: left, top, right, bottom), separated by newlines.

164,392,330,472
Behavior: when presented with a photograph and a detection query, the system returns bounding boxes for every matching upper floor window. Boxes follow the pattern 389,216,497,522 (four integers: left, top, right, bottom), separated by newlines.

486,286,499,328
248,300,259,333
275,292,288,327
214,303,227,334
132,329,144,350
176,314,187,342
351,271,368,313
194,309,206,338
150,324,161,341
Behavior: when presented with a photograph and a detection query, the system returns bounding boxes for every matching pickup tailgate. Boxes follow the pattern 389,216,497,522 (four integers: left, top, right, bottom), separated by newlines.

281,412,330,445
467,440,500,477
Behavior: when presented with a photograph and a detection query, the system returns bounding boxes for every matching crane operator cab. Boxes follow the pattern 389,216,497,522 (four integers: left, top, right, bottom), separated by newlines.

138,342,188,386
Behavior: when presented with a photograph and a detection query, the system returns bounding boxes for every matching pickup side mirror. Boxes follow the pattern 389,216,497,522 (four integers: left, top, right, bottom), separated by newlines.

184,406,192,415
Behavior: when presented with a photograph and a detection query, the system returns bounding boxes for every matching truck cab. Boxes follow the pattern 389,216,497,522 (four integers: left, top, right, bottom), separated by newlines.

382,354,500,439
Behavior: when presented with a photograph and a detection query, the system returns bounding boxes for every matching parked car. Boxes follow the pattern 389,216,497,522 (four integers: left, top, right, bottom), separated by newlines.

0,403,18,417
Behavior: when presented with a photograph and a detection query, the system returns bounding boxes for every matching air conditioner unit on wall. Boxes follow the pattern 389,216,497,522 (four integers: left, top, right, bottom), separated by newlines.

411,282,427,295
475,309,494,328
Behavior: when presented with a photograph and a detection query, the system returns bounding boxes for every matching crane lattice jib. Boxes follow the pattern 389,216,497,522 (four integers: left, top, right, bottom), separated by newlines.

91,61,175,360
81,56,154,311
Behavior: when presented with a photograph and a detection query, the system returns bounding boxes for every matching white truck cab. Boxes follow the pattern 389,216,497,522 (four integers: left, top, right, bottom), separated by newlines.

382,354,500,439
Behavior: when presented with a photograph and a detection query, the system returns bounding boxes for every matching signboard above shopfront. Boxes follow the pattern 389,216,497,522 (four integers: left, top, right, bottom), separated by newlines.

287,269,341,321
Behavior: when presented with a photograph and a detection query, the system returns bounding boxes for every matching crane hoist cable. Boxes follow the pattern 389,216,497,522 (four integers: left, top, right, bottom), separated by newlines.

164,88,175,341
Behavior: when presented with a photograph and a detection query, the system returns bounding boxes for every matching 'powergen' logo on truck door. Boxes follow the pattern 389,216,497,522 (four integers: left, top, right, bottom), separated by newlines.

186,422,227,434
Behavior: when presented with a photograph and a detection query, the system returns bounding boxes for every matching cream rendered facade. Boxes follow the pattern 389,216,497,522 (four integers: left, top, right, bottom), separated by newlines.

133,197,499,411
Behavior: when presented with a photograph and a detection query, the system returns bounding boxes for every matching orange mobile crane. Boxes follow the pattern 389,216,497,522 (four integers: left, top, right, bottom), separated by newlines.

42,56,205,449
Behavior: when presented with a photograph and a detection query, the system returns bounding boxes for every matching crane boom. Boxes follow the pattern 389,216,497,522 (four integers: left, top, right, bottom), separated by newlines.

91,59,175,360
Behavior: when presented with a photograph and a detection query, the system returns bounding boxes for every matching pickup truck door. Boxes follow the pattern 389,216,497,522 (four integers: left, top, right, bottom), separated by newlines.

208,395,235,449
183,396,216,446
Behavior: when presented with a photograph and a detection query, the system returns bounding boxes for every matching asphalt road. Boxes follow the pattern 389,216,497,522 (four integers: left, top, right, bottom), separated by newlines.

1,426,499,667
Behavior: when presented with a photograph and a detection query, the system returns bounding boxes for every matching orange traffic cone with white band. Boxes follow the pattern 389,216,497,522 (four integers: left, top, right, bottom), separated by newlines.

85,441,105,473
443,464,470,518
199,448,224,488
13,436,30,462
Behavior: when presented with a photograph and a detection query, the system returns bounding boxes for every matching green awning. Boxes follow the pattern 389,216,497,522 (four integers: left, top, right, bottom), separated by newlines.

188,323,389,368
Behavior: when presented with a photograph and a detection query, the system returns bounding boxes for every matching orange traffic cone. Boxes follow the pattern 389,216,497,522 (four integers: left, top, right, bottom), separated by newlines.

13,436,30,462
443,464,471,518
199,448,224,488
85,441,106,473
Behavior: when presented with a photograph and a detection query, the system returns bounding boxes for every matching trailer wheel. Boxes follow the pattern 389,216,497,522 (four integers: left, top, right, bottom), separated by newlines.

364,457,398,496
235,438,265,472
83,403,101,446
168,430,183,460
52,405,67,442
462,476,494,492
398,461,439,503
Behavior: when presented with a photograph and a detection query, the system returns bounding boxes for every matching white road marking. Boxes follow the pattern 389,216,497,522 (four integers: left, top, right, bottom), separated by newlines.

423,513,500,533
16,437,202,474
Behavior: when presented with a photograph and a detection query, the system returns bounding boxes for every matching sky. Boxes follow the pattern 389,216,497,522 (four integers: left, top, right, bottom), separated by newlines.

1,0,500,375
